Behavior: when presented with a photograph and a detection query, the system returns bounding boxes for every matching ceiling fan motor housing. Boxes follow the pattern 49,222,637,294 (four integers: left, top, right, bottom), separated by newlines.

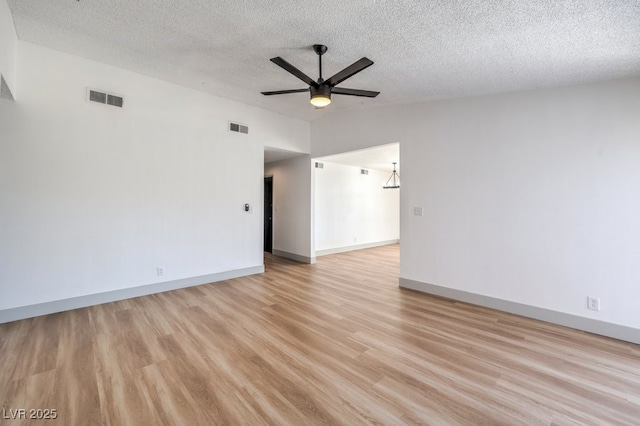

310,84,331,100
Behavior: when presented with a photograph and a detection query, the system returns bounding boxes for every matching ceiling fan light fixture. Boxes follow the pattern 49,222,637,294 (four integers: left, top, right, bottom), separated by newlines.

310,85,331,107
310,94,331,107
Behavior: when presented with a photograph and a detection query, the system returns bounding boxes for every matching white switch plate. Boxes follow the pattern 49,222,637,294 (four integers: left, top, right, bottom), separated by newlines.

414,207,423,216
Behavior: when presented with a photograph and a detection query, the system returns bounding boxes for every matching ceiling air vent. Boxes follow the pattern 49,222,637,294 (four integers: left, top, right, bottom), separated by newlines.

87,88,123,108
229,122,249,134
315,162,324,169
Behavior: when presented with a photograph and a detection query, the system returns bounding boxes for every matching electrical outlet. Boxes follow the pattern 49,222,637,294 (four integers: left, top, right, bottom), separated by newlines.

587,296,600,311
157,267,164,277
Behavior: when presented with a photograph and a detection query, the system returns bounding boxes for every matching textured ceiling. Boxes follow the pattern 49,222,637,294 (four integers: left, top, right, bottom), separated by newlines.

7,0,640,121
264,147,306,164
264,143,399,170
317,143,399,172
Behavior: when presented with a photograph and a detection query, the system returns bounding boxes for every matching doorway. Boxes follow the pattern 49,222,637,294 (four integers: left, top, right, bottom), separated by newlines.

313,142,400,256
264,176,273,253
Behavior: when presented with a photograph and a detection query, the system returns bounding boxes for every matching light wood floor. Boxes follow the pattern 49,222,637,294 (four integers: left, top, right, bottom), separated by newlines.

1,244,639,425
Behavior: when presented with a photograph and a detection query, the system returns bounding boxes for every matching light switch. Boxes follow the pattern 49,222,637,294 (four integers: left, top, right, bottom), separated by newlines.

414,207,423,216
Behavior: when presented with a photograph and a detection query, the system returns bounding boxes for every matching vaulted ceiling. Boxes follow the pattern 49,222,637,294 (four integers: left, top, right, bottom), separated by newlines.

7,0,640,121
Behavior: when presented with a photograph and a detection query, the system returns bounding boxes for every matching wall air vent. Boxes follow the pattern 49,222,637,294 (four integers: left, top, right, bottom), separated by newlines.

87,88,123,108
229,122,249,134
361,169,369,175
106,94,124,107
315,162,324,169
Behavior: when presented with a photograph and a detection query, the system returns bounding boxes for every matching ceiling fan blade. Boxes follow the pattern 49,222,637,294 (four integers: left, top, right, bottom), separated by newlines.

332,87,380,97
325,58,374,87
270,57,317,87
261,89,309,95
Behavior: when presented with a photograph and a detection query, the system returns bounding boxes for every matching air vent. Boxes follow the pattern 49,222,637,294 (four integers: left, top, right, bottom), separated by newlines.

107,94,123,107
89,90,106,103
229,122,249,134
87,88,123,108
361,169,369,175
315,162,324,169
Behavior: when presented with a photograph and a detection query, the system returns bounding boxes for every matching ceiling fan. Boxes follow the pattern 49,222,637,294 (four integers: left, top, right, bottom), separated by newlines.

261,44,380,108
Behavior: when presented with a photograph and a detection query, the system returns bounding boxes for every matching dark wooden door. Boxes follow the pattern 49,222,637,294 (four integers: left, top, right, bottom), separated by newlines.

264,177,273,253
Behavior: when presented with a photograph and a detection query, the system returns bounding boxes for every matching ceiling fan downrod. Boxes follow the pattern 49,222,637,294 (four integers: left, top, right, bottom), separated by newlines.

313,44,328,83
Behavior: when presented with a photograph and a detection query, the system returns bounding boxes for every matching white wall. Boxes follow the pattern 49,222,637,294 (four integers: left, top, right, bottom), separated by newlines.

0,0,17,95
312,78,640,332
264,156,314,263
314,162,399,252
0,41,309,313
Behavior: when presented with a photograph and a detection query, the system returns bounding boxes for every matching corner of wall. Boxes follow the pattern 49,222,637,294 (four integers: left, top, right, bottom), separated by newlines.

0,0,18,99
1,73,15,100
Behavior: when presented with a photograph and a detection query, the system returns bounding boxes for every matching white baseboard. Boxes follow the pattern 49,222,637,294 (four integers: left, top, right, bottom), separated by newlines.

0,265,265,324
272,249,316,264
399,278,639,345
315,239,400,257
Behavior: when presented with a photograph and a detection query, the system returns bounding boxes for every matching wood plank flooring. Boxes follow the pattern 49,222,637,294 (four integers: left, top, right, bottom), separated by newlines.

1,244,639,424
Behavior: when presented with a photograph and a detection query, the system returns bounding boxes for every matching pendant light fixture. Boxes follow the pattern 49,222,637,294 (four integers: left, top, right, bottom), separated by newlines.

383,162,400,189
